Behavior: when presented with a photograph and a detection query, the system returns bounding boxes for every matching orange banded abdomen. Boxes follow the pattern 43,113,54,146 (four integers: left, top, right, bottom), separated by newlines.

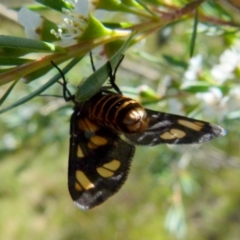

87,92,148,133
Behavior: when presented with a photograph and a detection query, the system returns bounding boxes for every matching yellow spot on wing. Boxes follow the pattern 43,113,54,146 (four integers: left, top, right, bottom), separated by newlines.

88,141,98,149
75,182,83,191
160,131,175,140
160,129,186,139
85,119,99,132
97,159,121,178
170,129,186,138
77,146,84,158
103,159,120,171
97,167,114,178
78,118,99,132
178,119,204,131
75,170,95,190
90,135,108,146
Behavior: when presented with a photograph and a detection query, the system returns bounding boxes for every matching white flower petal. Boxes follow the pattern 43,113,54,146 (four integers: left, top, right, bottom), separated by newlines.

18,7,42,30
18,7,42,39
211,45,240,84
184,54,202,81
52,0,91,45
196,87,222,105
74,0,88,17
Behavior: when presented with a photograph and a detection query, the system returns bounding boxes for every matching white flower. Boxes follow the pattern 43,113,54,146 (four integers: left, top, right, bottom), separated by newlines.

183,54,203,82
196,87,225,120
196,87,223,105
51,0,96,45
211,44,240,84
18,7,42,40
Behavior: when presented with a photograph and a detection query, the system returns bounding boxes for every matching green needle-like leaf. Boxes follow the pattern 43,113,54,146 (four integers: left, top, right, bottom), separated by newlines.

75,33,135,101
0,57,82,114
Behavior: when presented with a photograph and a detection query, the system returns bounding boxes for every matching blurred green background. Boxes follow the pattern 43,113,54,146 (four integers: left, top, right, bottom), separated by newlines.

0,1,240,240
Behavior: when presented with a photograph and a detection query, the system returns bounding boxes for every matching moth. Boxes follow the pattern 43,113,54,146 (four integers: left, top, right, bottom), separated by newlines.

53,57,225,210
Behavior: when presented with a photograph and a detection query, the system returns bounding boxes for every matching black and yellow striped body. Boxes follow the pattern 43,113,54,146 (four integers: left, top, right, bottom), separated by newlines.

85,91,148,133
68,89,225,209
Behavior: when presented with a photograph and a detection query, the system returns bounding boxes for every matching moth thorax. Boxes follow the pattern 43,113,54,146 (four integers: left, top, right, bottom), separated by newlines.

123,107,148,133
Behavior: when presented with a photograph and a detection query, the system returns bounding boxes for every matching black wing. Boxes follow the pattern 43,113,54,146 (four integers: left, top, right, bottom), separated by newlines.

125,108,226,146
68,110,135,210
